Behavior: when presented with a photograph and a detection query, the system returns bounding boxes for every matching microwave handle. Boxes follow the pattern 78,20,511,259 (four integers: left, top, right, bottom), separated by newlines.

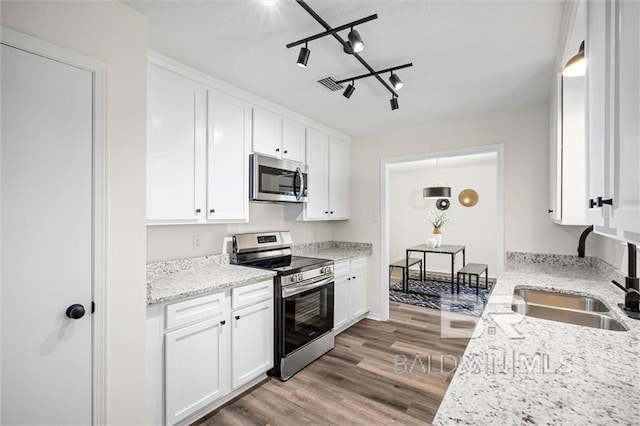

294,167,305,201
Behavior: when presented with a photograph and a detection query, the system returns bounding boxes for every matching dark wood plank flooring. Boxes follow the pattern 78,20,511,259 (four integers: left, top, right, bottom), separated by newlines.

194,301,471,426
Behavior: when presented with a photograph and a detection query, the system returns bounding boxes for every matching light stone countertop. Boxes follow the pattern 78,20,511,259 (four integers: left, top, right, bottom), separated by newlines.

147,261,275,305
292,241,373,262
433,258,640,425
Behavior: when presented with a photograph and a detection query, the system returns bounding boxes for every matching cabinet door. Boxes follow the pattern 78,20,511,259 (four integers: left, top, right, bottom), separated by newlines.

609,0,640,239
549,73,562,222
207,91,250,222
585,0,611,226
252,107,282,158
281,118,306,163
165,317,230,425
231,299,273,389
348,270,368,319
329,137,350,219
333,275,349,333
305,128,330,219
147,65,206,222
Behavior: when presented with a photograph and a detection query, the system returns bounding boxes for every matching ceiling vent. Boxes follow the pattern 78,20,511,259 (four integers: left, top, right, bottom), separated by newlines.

317,77,344,92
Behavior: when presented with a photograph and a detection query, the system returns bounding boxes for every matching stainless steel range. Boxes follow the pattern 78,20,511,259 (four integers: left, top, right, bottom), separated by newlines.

230,231,334,381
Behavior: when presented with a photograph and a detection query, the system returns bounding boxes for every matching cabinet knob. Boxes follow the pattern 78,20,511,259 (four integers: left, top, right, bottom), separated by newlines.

66,304,85,320
235,315,240,320
209,209,215,214
275,148,280,152
352,276,356,280
284,150,288,154
195,208,201,213
330,211,334,215
324,211,328,214
601,198,613,206
220,320,226,325
548,209,553,213
589,199,597,208
347,278,351,281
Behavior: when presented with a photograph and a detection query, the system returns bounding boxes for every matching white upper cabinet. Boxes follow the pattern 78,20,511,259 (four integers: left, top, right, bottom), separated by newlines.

281,118,306,163
304,128,329,219
207,91,251,222
286,128,350,221
585,0,640,243
147,62,249,224
549,1,587,225
147,64,206,222
252,107,306,163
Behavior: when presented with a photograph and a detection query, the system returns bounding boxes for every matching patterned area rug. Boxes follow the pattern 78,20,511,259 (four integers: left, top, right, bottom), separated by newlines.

389,277,492,317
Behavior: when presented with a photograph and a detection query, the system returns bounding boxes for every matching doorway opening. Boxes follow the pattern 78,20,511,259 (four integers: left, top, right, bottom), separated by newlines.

379,144,505,320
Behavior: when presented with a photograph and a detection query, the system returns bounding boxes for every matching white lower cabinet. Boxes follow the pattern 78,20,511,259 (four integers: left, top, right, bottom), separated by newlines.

231,299,273,389
147,280,273,425
334,257,368,334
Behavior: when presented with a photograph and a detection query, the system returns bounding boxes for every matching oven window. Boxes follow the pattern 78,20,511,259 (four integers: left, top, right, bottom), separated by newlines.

283,283,334,356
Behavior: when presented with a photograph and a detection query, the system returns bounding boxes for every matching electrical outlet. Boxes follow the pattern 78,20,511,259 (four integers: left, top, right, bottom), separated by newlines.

192,235,202,250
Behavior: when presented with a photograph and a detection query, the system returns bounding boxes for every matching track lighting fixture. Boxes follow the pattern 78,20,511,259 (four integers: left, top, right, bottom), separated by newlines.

390,96,399,111
343,81,355,99
288,0,413,112
297,42,310,67
389,72,403,90
347,28,364,53
563,40,585,77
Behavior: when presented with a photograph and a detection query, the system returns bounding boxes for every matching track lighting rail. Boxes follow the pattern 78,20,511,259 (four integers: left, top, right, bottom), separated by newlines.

285,14,378,49
293,0,401,98
335,62,413,85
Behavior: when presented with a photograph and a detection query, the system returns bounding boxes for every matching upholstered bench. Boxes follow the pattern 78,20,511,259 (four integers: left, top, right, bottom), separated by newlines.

456,263,488,294
389,258,423,291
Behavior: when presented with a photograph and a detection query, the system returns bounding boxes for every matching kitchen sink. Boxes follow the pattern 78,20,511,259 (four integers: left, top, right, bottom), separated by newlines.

511,287,628,331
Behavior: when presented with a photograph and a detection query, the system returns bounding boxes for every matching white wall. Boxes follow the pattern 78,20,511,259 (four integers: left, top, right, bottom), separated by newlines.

334,103,585,318
1,1,148,424
148,203,334,261
389,161,498,276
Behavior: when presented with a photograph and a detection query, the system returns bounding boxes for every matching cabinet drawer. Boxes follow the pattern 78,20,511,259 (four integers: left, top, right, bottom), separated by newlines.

166,292,227,331
351,257,367,273
232,280,273,310
334,261,350,278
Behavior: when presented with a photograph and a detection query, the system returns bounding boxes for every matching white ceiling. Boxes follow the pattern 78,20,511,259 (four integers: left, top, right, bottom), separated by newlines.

126,0,564,137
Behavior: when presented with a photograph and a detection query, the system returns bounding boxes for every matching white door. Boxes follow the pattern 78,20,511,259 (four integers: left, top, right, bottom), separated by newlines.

1,44,93,424
329,137,350,219
207,91,250,222
231,299,273,389
252,107,282,158
349,270,368,319
305,128,329,219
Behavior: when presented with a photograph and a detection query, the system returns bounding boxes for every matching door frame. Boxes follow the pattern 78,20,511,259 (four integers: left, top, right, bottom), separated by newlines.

1,27,108,425
379,143,505,321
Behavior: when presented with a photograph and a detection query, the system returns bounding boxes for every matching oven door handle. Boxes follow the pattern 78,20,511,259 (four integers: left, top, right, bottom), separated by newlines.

282,276,333,298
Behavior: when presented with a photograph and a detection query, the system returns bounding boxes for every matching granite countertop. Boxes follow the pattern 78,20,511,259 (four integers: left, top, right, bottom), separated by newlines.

292,241,373,262
433,256,640,425
147,255,275,305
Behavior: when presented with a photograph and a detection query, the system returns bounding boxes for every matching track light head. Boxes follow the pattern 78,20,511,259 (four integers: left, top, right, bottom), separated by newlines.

389,72,403,90
343,81,355,99
347,28,364,53
297,43,310,67
390,96,399,111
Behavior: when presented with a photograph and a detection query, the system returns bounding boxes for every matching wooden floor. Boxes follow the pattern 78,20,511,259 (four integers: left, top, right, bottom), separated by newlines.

194,301,471,426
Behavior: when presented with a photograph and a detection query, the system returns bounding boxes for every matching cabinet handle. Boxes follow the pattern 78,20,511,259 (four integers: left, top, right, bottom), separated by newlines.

195,208,201,213
589,199,597,208
209,209,215,214
324,211,328,214
330,211,334,215
235,315,240,320
347,278,351,281
284,150,288,154
275,148,280,152
220,320,226,325
548,209,553,213
352,276,356,280
601,198,613,206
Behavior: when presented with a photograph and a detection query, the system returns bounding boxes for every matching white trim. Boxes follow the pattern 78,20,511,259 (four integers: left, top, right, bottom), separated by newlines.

366,312,383,322
379,144,505,320
1,26,109,426
147,50,352,143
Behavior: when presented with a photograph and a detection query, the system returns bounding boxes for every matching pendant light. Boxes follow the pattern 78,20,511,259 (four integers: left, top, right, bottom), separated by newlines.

423,158,451,198
562,40,585,77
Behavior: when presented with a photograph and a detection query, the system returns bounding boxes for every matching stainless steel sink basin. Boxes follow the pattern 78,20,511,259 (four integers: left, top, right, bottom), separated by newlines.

511,288,628,331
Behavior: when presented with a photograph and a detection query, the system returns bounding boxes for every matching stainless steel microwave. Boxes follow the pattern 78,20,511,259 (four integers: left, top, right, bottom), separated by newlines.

249,154,308,203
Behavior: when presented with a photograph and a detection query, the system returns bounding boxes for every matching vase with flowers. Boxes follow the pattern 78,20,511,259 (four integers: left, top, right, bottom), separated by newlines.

427,210,452,248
